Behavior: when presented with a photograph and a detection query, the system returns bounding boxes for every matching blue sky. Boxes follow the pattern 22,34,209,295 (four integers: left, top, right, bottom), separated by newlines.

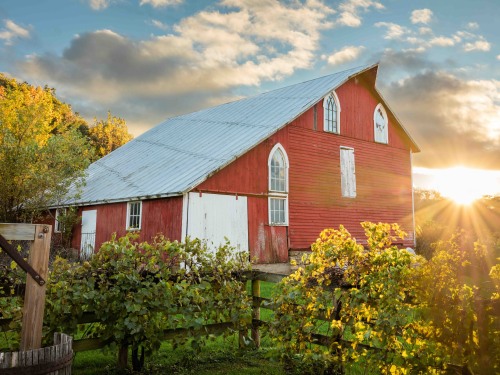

1,0,499,195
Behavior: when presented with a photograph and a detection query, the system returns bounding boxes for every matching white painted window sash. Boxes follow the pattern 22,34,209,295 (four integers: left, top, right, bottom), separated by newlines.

126,201,142,230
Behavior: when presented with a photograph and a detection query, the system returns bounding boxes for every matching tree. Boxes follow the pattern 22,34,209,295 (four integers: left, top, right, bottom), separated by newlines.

0,74,92,222
88,111,133,161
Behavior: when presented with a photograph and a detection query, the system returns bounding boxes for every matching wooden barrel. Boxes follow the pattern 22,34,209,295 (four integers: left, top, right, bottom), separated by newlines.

0,333,73,375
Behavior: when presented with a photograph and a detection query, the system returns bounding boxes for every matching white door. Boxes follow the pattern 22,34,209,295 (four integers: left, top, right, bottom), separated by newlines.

184,193,248,255
81,210,97,259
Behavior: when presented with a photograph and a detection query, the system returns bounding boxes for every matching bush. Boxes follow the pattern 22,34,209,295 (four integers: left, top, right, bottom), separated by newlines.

270,222,500,374
43,234,251,370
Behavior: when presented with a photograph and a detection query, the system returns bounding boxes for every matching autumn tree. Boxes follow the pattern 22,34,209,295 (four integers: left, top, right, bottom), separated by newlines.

88,111,133,161
0,74,92,222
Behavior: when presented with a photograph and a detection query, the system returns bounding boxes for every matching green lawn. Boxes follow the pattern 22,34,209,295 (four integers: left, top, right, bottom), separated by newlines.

72,332,284,374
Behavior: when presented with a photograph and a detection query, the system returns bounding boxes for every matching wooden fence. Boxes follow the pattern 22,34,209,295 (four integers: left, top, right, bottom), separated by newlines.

1,263,499,372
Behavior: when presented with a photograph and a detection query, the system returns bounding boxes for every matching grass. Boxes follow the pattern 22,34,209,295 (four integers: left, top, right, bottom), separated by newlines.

72,333,285,374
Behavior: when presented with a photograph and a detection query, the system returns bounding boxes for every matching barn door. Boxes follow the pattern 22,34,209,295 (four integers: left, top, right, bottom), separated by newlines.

80,209,97,259
184,193,248,256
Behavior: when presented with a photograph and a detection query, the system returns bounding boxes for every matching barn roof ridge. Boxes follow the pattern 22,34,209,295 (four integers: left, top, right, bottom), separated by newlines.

59,62,415,207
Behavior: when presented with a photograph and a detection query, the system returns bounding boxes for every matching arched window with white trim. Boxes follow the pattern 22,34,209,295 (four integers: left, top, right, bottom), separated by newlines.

374,103,388,144
268,144,289,225
323,91,341,134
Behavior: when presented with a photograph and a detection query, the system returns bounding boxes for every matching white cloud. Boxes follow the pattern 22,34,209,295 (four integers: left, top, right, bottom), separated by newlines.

428,36,456,47
463,38,491,52
0,19,30,45
497,55,500,61
88,0,111,10
418,27,432,35
140,0,183,7
466,22,479,30
375,19,491,54
322,45,365,65
375,22,409,40
410,9,433,24
336,0,384,28
150,19,169,31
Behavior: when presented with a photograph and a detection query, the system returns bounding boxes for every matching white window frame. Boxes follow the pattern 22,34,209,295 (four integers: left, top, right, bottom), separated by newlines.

323,91,341,134
374,103,389,144
55,208,66,233
268,143,289,226
268,197,289,226
340,147,356,198
126,201,142,230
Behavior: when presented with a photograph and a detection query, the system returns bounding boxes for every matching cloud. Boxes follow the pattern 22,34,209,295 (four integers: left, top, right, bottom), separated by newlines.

0,19,30,45
375,19,490,54
428,36,456,47
375,22,409,40
140,0,183,7
463,38,491,52
88,0,111,10
336,0,384,28
20,1,335,133
466,22,479,30
497,55,500,61
150,19,169,31
322,45,365,65
379,71,500,169
410,9,433,25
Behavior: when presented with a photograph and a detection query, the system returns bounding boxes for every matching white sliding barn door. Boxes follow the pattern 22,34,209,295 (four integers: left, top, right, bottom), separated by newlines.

184,192,248,254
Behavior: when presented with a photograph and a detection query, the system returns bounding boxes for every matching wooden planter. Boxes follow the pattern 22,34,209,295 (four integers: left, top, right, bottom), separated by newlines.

0,333,73,375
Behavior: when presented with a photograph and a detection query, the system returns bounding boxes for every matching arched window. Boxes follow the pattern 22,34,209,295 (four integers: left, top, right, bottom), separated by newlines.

323,91,341,134
374,103,388,144
268,144,289,225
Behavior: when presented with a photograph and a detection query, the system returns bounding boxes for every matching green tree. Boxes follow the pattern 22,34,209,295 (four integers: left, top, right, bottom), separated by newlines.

0,74,92,222
88,111,133,161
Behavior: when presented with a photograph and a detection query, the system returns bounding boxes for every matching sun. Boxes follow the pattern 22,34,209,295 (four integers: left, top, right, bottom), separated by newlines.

431,166,491,205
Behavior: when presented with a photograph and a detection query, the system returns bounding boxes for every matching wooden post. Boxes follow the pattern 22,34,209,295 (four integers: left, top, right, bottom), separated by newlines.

251,279,261,348
20,224,51,351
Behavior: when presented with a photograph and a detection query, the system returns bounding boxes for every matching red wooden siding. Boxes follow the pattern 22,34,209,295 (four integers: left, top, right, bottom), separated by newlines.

247,196,288,263
71,197,183,253
196,71,415,261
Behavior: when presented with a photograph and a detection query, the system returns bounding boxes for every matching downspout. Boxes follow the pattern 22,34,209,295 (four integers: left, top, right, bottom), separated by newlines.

410,150,416,248
185,193,190,239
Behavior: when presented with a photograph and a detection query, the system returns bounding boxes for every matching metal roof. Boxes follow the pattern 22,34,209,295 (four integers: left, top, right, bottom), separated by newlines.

63,63,413,206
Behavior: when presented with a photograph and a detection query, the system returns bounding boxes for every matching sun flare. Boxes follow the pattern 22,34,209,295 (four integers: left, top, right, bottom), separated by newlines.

415,166,500,205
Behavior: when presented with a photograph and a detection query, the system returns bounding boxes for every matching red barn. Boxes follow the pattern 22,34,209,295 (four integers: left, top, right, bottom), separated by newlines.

52,63,419,263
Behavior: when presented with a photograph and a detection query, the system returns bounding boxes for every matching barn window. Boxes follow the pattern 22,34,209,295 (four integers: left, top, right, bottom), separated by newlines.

126,201,142,230
268,144,289,225
340,147,356,198
55,208,66,233
374,103,388,144
323,91,341,134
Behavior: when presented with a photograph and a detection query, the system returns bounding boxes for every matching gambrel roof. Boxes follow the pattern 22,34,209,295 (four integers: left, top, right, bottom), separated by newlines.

63,63,418,206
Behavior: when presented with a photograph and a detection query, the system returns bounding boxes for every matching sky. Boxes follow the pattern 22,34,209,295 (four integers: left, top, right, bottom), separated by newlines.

1,0,499,197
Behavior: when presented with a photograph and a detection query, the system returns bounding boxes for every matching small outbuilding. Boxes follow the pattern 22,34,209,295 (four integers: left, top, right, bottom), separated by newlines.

52,63,419,263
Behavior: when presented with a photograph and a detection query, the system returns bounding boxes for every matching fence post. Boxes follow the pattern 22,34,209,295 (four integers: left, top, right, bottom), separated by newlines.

251,279,261,348
20,224,51,351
